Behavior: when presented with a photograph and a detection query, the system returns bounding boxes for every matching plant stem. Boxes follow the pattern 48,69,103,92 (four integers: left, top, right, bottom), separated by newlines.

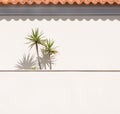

35,43,42,70
49,53,52,70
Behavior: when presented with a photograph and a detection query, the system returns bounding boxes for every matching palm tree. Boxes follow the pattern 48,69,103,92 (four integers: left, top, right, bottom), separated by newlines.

16,54,36,70
44,39,57,70
26,28,45,70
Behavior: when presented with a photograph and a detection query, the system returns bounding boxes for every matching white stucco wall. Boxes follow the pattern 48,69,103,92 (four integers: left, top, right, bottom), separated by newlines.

0,72,120,114
0,16,120,114
0,16,120,70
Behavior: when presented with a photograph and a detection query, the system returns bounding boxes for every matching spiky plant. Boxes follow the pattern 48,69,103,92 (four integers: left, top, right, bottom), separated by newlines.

16,54,36,70
26,28,45,70
44,39,57,70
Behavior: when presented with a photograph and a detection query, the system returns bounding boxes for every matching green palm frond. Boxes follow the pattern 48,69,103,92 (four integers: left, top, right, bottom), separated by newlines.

50,49,58,54
44,39,57,55
26,28,46,49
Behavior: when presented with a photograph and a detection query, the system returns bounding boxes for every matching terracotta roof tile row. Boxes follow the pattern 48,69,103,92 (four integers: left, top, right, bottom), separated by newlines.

0,0,120,5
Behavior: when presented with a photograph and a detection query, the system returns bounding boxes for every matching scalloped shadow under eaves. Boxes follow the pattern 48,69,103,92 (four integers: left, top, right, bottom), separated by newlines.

1,16,120,21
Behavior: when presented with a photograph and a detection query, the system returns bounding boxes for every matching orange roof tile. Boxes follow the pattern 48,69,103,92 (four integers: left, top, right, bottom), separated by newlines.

0,0,120,5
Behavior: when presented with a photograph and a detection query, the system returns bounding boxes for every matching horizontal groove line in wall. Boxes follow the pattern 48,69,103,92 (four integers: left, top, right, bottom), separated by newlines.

0,70,120,72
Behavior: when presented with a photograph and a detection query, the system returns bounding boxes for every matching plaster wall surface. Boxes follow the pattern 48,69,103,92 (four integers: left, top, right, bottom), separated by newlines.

0,72,120,114
0,16,120,114
0,16,120,70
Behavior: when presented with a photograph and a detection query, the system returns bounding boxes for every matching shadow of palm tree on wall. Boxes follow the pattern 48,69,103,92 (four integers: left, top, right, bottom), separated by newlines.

16,54,36,70
16,52,55,70
39,49,55,70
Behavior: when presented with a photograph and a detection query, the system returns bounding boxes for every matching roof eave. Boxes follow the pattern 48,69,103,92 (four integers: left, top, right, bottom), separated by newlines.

0,5,120,16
